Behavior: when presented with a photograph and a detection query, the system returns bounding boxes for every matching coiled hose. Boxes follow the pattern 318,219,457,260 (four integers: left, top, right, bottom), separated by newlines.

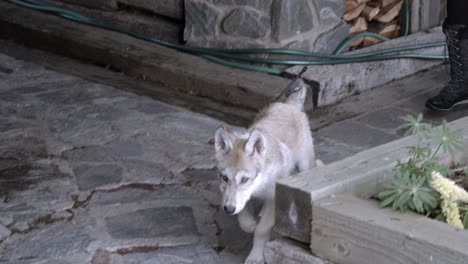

5,0,447,75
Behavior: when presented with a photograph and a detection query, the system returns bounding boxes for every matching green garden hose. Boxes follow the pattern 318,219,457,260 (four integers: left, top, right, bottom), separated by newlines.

5,0,447,75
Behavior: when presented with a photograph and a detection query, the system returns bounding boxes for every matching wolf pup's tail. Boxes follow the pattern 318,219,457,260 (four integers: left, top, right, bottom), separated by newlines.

283,79,308,111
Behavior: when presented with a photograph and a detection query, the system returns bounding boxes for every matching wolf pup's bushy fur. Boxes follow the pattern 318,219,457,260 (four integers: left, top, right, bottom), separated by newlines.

214,79,318,264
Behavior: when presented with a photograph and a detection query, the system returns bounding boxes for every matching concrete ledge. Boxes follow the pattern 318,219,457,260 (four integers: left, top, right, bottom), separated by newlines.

265,238,330,264
287,27,445,107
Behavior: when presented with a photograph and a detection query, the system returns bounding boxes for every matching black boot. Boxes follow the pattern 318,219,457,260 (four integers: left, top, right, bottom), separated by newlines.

426,21,468,111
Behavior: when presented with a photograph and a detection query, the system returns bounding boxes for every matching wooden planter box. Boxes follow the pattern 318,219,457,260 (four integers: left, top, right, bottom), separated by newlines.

274,116,468,264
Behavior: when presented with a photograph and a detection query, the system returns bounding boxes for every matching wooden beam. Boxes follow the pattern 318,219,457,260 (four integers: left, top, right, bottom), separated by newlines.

275,116,468,243
311,194,468,264
0,1,291,122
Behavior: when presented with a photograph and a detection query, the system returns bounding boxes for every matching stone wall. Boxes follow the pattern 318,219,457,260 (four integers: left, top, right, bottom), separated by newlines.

184,0,350,54
41,0,184,43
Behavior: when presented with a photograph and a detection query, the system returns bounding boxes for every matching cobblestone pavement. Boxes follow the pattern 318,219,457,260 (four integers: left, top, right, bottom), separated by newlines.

1,49,468,264
0,53,249,263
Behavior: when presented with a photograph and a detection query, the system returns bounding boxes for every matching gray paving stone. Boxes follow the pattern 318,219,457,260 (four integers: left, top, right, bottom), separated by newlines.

67,103,127,121
89,185,200,206
0,223,11,241
126,97,180,115
214,209,252,256
1,222,92,260
106,140,143,159
121,159,172,183
72,164,123,191
49,118,118,146
105,207,198,239
182,168,219,182
62,145,113,163
35,83,94,105
121,245,223,264
316,120,399,149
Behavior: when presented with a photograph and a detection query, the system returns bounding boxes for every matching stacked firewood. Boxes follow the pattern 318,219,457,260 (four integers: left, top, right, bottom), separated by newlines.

343,0,404,49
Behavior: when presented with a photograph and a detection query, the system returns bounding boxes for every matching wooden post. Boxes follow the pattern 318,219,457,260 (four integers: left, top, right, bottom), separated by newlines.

275,116,468,243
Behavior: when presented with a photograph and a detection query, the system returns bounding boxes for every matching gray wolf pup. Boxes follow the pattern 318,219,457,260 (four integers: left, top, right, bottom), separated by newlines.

214,79,318,264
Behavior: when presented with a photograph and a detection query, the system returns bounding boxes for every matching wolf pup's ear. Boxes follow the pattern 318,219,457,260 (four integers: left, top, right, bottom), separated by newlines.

215,125,232,154
245,129,266,157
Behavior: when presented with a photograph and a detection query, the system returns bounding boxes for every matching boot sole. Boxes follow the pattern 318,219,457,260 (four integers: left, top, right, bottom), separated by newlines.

425,99,468,112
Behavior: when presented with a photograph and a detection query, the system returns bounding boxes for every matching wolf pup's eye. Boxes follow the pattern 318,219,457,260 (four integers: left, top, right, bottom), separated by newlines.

241,177,249,183
220,174,228,182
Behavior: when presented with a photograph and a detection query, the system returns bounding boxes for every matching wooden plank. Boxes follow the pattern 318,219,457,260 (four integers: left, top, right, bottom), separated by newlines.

275,116,468,243
311,194,468,264
0,1,291,119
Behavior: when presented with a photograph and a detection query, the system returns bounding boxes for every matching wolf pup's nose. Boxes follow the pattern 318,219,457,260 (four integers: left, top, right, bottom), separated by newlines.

223,205,235,215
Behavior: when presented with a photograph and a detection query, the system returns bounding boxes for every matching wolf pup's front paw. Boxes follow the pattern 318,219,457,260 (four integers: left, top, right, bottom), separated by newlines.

244,253,264,264
238,211,257,233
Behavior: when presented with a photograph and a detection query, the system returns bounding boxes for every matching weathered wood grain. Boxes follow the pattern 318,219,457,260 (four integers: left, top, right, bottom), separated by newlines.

311,194,468,264
275,116,468,243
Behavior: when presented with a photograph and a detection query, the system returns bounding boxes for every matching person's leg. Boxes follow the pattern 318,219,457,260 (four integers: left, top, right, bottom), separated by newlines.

426,0,468,111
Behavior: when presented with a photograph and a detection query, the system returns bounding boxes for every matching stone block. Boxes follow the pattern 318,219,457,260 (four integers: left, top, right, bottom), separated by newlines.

118,0,184,20
265,239,330,264
184,0,221,41
106,140,143,159
272,0,315,42
73,164,123,191
222,8,269,38
105,207,198,239
186,36,266,49
2,222,92,259
313,21,349,54
315,0,345,26
213,0,273,12
62,146,113,163
0,223,11,241
89,185,199,206
122,245,222,264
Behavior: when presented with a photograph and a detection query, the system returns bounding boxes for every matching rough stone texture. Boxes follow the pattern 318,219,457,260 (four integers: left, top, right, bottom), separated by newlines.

265,239,331,264
1,222,92,260
222,8,269,38
73,164,123,191
272,0,315,42
313,21,350,54
214,0,273,11
105,207,198,239
184,0,221,41
0,224,11,242
121,245,223,264
184,0,348,52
